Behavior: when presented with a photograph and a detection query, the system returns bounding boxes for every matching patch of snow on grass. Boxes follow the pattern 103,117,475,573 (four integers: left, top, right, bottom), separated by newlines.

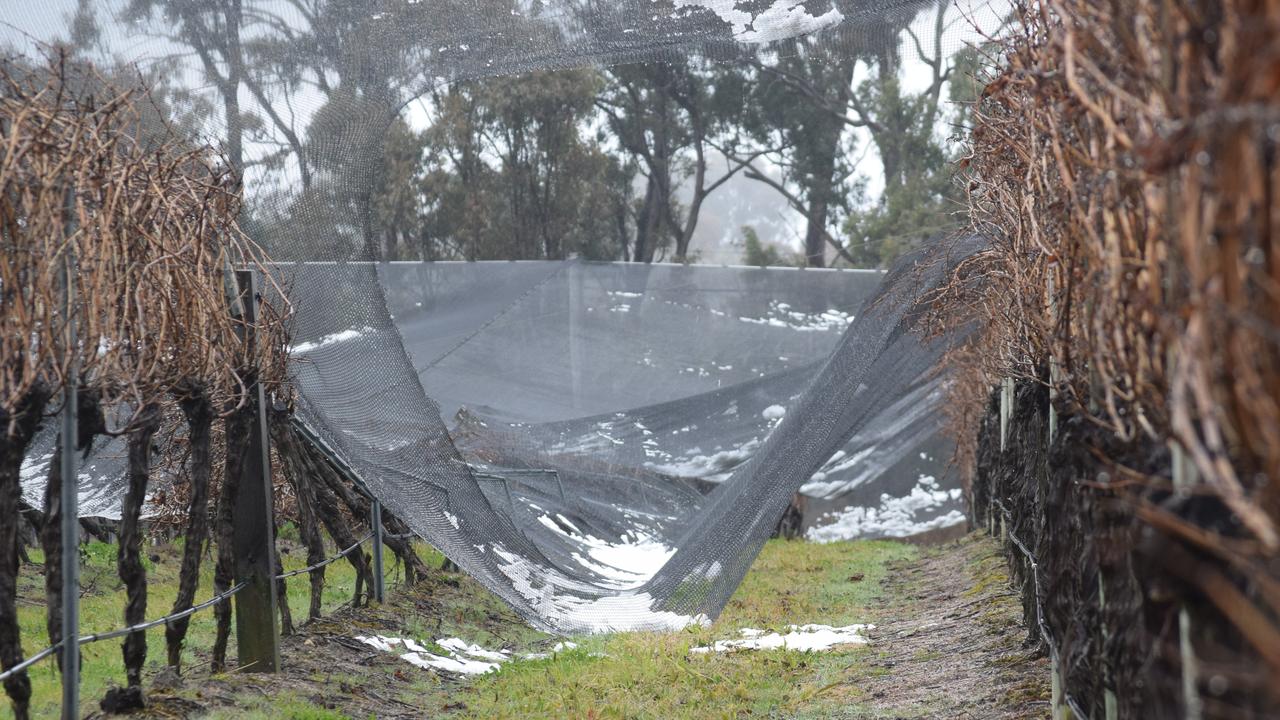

690,623,873,654
491,545,710,633
536,515,675,589
355,635,505,675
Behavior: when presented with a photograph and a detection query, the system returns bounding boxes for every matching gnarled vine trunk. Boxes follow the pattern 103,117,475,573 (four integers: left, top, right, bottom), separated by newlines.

119,404,160,688
165,389,213,671
0,388,49,720
270,415,328,620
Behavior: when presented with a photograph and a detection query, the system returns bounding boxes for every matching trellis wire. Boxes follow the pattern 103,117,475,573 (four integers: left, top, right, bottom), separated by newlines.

0,525,383,685
77,581,249,644
274,532,374,580
0,645,61,684
0,581,246,683
993,498,1091,720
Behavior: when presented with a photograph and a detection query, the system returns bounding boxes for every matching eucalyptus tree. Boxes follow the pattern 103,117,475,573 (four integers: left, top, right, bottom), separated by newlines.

597,59,765,263
404,68,630,261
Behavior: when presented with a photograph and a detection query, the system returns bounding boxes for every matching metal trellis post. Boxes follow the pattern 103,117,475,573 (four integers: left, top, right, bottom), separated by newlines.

59,188,80,720
230,270,281,672
999,377,1010,452
371,500,385,603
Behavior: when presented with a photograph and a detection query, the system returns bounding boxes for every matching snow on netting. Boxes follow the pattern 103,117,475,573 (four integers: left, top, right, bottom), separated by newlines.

6,0,999,632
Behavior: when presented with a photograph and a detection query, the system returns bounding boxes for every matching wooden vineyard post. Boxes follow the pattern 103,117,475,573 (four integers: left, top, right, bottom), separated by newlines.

58,188,80,720
370,500,386,603
230,270,281,672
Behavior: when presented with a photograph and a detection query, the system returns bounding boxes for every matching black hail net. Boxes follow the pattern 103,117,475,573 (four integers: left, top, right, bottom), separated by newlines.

8,0,997,633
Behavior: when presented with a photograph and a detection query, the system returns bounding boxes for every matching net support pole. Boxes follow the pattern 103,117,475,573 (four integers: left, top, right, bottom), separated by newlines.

59,188,80,720
551,470,567,505
231,270,281,673
502,477,516,511
370,500,385,603
999,377,1012,452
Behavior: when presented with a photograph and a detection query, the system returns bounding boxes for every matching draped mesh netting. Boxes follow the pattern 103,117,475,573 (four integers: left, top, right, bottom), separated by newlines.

7,1,999,633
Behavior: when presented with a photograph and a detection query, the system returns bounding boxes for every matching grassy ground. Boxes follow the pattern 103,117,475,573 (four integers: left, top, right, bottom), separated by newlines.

7,527,417,719
5,532,1046,719
450,540,914,719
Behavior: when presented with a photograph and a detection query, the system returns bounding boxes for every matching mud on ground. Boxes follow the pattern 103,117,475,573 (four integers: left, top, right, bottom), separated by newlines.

832,532,1051,719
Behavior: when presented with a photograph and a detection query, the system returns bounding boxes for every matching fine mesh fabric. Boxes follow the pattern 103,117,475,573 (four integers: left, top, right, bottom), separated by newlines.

5,0,998,632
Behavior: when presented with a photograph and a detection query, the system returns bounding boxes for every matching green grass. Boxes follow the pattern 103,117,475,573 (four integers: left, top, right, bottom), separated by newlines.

4,536,916,719
5,530,425,719
451,539,916,719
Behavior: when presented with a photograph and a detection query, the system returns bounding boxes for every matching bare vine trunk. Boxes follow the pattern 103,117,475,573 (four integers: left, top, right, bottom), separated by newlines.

119,404,160,688
270,415,328,620
311,453,430,586
287,426,372,606
165,390,213,671
0,389,48,720
274,546,293,635
308,468,370,607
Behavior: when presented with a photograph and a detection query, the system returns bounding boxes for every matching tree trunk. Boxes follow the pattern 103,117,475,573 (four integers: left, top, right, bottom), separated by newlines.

0,389,48,720
382,513,426,586
633,176,661,262
166,391,213,671
804,198,830,268
119,404,160,688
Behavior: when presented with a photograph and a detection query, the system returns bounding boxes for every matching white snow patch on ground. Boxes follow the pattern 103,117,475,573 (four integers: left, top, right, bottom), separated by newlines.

806,475,965,542
356,636,581,675
491,545,710,633
291,326,374,354
536,515,676,589
690,624,873,654
355,635,504,675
